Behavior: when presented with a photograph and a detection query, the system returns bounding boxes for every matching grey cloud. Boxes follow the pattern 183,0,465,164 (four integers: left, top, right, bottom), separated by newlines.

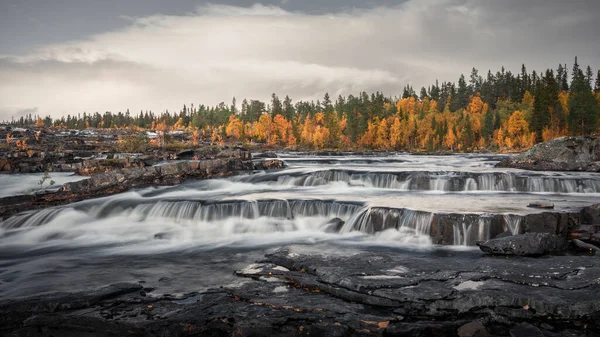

0,0,599,120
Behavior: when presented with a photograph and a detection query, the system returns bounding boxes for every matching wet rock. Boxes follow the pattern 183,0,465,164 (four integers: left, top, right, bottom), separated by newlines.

0,159,11,171
458,321,490,337
2,249,600,336
176,149,195,159
493,231,513,239
527,202,554,209
321,218,345,233
254,159,285,170
509,323,544,337
581,203,600,225
522,212,565,235
477,233,567,256
571,239,599,254
496,135,600,172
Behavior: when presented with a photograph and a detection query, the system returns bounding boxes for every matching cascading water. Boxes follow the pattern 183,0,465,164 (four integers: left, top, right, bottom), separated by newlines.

453,215,493,246
2,153,600,299
503,214,522,235
243,169,600,194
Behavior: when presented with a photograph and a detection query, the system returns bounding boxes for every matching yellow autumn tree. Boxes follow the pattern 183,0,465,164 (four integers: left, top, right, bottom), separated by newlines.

522,91,534,107
273,114,289,146
444,128,456,151
466,94,488,115
225,115,244,140
35,116,45,127
389,117,402,149
254,114,273,143
507,110,529,148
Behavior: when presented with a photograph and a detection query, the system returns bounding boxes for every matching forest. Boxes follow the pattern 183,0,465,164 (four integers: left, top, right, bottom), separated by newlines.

6,57,600,152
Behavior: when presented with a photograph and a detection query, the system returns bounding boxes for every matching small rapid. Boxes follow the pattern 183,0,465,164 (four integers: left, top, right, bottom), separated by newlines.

240,169,600,194
1,153,599,299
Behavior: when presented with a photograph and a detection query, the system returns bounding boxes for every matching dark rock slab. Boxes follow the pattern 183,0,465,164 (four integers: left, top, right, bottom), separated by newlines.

581,203,600,225
2,248,600,336
458,321,491,337
509,323,544,337
477,233,567,256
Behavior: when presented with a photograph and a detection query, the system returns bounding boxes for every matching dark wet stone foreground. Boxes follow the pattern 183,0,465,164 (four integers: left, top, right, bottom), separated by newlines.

2,248,599,337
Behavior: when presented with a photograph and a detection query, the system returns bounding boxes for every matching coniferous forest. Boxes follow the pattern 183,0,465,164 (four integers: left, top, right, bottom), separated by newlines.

6,58,600,152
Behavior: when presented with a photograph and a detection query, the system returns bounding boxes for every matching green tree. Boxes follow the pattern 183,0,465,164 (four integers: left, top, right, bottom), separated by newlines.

568,57,599,135
531,70,559,142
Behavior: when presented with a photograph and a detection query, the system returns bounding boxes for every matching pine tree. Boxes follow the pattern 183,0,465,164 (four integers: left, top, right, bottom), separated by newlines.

568,57,599,135
283,95,294,120
419,87,428,101
271,93,282,117
455,74,470,110
595,70,600,93
483,111,494,141
586,66,594,88
531,70,559,142
520,64,529,94
469,67,482,94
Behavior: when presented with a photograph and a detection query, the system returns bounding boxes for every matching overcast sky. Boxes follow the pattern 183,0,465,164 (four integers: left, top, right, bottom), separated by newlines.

1,0,599,120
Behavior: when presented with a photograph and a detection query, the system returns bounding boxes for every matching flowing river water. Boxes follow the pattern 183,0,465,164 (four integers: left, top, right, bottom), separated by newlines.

1,153,599,299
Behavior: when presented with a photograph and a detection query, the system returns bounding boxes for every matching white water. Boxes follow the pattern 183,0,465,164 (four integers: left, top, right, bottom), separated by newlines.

2,153,600,299
503,214,523,235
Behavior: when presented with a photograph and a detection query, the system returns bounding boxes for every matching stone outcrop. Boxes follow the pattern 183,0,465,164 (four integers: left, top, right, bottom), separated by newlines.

477,233,567,256
62,158,255,193
0,155,285,220
496,135,600,172
2,248,599,336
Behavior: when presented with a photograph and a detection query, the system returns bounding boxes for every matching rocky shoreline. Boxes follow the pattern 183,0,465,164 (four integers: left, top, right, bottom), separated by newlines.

496,135,600,172
0,152,284,220
1,243,600,337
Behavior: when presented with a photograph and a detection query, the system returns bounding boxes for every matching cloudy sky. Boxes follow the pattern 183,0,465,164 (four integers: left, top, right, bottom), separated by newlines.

0,0,599,120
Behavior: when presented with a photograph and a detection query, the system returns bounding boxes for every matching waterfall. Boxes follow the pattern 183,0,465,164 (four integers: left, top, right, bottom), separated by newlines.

453,222,473,246
452,215,493,246
503,214,522,235
0,208,65,230
477,216,492,242
245,169,600,193
343,207,433,238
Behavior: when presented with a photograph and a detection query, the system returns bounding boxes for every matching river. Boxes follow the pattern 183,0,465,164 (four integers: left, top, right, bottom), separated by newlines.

1,153,599,299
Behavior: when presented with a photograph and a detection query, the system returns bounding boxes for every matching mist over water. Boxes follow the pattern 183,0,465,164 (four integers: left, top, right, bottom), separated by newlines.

1,153,599,298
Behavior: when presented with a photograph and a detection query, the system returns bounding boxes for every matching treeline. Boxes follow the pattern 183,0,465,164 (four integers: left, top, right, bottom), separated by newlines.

6,57,600,151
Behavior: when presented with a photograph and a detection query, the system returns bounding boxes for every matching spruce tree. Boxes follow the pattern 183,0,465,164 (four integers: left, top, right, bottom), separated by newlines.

531,70,559,142
568,58,599,135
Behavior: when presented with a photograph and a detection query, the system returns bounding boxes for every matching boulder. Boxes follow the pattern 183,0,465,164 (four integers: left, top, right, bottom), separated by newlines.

254,159,285,170
496,135,600,172
0,159,11,171
509,323,544,337
522,212,564,235
477,233,567,256
176,149,195,159
321,218,345,233
581,203,600,225
457,321,490,337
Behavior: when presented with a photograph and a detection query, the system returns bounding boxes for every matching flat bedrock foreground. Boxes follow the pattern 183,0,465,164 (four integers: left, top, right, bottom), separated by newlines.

2,248,600,337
